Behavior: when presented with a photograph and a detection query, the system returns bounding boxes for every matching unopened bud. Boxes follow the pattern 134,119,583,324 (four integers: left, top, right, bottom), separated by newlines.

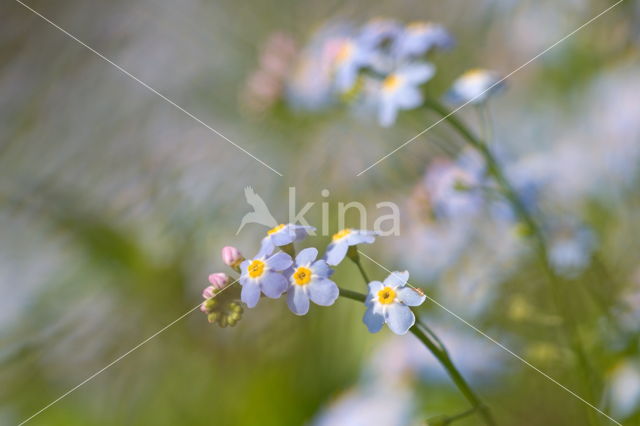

221,246,244,269
202,285,215,299
208,273,230,290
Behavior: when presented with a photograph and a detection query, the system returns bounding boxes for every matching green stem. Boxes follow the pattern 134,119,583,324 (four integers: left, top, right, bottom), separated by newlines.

338,288,495,426
348,246,371,286
442,406,480,424
343,260,497,426
425,98,599,423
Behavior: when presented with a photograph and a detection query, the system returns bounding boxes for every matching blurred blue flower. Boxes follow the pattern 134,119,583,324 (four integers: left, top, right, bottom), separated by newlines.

286,23,351,111
363,271,426,335
261,223,315,253
333,37,375,93
286,247,339,315
239,247,292,308
371,63,435,127
325,228,377,266
422,149,486,219
546,220,596,278
393,22,455,59
367,324,509,387
313,385,415,426
607,359,640,419
446,69,505,105
359,18,403,49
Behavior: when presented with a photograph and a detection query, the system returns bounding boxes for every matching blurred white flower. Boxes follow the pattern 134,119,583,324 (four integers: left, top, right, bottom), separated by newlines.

446,69,505,105
606,359,640,419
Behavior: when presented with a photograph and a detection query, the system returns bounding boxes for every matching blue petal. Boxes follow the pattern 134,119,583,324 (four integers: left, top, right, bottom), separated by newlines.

239,260,251,275
396,86,423,109
397,287,426,306
383,271,409,288
295,247,318,266
379,99,398,127
366,281,384,305
271,231,295,246
287,286,309,315
402,63,435,84
308,278,339,306
325,241,349,266
385,304,415,335
266,251,293,271
345,230,377,245
258,239,275,257
293,225,315,240
261,272,287,298
241,281,261,308
311,259,332,279
363,306,385,333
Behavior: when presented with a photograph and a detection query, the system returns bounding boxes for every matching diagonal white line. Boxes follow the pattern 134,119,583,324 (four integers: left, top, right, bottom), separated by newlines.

14,0,283,177
356,0,624,176
357,250,622,426
17,280,240,425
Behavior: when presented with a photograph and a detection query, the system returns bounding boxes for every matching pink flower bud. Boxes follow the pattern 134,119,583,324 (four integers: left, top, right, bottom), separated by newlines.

200,302,208,313
221,246,244,267
202,285,216,299
208,272,229,290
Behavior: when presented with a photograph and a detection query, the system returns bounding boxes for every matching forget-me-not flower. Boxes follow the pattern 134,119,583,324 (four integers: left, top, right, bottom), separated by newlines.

363,271,426,335
332,37,375,93
371,63,435,127
325,228,377,266
286,247,339,315
239,247,293,308
261,223,315,253
446,69,504,105
393,22,455,59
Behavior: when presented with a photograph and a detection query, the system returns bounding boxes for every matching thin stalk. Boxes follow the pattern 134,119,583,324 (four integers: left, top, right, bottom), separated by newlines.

348,246,371,286
343,260,497,426
338,287,495,426
425,99,600,424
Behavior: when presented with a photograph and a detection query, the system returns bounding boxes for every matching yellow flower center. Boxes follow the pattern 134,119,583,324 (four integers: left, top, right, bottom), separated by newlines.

332,229,352,241
407,21,428,33
336,42,354,64
267,224,285,235
248,259,266,278
382,74,403,92
293,266,312,286
377,286,397,305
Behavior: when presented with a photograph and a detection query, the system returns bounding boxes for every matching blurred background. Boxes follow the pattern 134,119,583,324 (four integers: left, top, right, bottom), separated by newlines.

1,0,640,424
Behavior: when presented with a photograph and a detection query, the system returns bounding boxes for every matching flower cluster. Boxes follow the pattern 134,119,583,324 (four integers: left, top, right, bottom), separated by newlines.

279,19,506,127
202,224,426,335
327,19,454,127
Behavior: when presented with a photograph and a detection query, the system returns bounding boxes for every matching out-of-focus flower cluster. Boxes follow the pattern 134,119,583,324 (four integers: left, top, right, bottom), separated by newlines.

202,224,426,335
242,20,509,127
291,19,454,126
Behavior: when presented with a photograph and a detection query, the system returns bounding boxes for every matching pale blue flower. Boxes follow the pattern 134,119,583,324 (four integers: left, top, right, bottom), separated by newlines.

422,149,486,219
325,228,377,266
286,23,351,111
371,63,435,127
547,221,596,278
286,247,339,315
607,359,640,418
358,18,403,48
333,37,375,93
239,247,293,308
446,69,505,105
363,271,426,335
261,223,315,253
393,22,454,59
